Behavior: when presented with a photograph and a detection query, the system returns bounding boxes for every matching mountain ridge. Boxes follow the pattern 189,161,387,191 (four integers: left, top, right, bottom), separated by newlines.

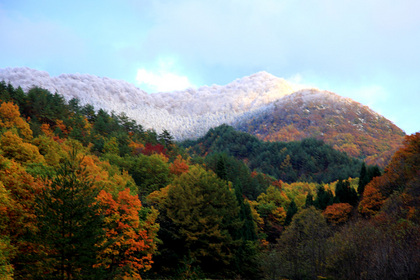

0,67,405,166
0,67,302,139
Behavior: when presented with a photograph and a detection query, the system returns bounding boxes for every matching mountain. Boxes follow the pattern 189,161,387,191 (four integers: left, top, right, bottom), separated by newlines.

0,67,298,140
234,89,405,167
0,67,405,166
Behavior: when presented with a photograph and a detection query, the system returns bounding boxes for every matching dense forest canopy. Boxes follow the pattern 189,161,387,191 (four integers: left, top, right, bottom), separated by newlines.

0,81,418,279
183,124,364,184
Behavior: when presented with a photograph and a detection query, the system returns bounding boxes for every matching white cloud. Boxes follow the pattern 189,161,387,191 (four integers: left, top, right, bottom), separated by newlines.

136,68,193,92
135,56,195,92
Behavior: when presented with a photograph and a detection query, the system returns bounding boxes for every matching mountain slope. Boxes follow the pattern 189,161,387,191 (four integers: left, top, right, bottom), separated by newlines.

235,89,405,167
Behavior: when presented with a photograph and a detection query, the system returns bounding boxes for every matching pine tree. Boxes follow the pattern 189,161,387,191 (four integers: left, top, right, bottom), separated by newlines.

158,129,174,150
285,199,298,226
215,154,228,181
336,179,358,206
304,193,314,208
35,149,105,279
358,162,368,195
314,185,334,210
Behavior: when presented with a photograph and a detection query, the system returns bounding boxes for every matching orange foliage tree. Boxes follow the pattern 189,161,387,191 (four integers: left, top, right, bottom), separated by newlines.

95,188,159,279
169,155,189,176
359,133,420,217
323,203,353,226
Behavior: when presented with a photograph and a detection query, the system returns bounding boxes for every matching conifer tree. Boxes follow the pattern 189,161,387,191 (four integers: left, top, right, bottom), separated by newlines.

335,179,358,206
358,162,368,195
314,185,334,210
285,199,298,226
304,193,314,208
35,149,105,279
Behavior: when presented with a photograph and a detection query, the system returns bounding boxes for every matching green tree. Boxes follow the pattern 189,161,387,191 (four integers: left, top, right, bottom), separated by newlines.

272,207,330,280
35,149,105,279
314,185,334,210
304,192,314,208
129,153,171,198
164,165,242,278
158,129,174,150
358,162,368,195
335,179,358,206
284,199,298,226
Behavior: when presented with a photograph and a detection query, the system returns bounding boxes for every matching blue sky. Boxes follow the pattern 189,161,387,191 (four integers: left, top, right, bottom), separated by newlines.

0,0,419,134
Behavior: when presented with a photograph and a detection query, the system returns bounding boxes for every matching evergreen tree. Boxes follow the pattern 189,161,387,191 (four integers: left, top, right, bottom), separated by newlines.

314,185,334,210
367,165,381,181
285,199,298,226
358,163,381,196
304,192,314,208
215,154,228,181
158,129,174,149
35,149,105,279
81,104,96,123
336,179,358,206
358,162,368,195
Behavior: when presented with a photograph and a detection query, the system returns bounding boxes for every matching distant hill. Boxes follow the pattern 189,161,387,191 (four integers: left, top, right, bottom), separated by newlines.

235,89,405,167
182,124,364,184
0,67,405,166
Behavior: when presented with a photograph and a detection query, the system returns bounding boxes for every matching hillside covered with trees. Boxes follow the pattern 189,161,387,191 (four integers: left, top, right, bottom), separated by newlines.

0,81,418,279
236,89,405,168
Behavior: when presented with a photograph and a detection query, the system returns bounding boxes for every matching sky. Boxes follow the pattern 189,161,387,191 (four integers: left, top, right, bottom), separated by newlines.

0,0,419,134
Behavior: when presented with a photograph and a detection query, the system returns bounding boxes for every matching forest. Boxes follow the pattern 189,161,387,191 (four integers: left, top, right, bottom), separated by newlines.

0,81,419,279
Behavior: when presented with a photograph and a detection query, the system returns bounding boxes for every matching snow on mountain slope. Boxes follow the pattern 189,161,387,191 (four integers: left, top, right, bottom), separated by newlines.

0,67,299,139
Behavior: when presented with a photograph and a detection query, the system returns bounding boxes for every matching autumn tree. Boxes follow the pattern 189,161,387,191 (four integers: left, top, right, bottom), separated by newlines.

0,101,33,140
323,203,353,226
359,133,420,217
0,130,44,164
168,155,189,176
95,188,159,279
0,182,16,280
0,156,46,279
256,185,289,242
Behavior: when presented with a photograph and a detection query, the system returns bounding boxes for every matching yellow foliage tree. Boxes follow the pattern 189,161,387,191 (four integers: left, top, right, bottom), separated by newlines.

0,102,33,140
0,130,44,164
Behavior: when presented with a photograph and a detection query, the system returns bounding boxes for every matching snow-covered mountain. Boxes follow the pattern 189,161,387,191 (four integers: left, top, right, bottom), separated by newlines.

0,67,301,140
0,67,405,166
